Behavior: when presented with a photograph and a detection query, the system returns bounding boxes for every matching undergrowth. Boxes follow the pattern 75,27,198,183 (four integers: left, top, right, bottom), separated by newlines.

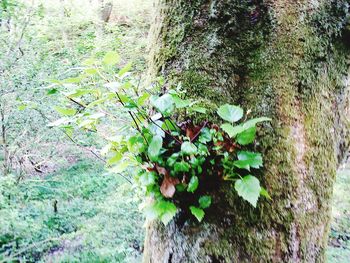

0,159,144,262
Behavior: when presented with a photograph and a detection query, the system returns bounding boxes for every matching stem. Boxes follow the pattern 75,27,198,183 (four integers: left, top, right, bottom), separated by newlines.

190,121,208,142
114,91,149,145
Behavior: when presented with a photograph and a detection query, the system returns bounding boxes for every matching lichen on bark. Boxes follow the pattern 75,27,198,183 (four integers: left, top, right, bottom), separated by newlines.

144,0,350,262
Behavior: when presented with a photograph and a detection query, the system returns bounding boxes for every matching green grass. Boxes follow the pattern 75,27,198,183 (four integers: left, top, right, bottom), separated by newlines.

0,159,144,262
327,163,350,263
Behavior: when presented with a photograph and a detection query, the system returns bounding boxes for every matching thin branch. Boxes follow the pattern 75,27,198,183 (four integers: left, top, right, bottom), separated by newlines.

190,121,208,142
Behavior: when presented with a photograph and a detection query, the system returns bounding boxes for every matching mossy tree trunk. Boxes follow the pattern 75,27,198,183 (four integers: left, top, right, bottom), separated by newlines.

144,1,350,262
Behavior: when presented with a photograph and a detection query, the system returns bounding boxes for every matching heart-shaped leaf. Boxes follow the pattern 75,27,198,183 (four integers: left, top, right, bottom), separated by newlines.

236,126,256,145
190,206,205,222
234,175,261,207
199,195,212,209
151,94,175,116
221,123,244,138
187,175,199,193
237,151,263,169
217,104,243,123
181,141,197,155
148,135,163,161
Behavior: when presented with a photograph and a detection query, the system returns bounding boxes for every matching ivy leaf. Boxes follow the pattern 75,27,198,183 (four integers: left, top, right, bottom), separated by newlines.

217,104,243,123
199,127,212,143
148,135,163,161
234,175,261,207
242,117,271,129
181,141,197,155
236,126,256,145
190,206,205,222
139,172,156,186
103,51,120,66
174,161,190,173
167,153,179,167
172,95,191,108
221,123,244,138
160,202,177,225
233,160,251,171
187,175,199,193
237,151,263,169
152,94,175,116
260,187,272,200
199,195,212,209
191,106,207,114
144,200,177,225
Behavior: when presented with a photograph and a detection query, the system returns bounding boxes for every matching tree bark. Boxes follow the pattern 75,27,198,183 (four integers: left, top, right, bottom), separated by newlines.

144,0,350,262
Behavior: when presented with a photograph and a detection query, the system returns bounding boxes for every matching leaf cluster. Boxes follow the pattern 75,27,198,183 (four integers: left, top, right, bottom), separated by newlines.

50,51,271,224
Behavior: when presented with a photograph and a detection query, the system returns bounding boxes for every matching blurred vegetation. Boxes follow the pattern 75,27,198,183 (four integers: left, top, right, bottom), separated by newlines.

0,0,150,262
0,160,144,262
0,0,349,262
327,163,350,263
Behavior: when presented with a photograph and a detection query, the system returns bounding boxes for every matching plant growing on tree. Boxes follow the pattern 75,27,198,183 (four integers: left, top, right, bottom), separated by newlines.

49,51,271,224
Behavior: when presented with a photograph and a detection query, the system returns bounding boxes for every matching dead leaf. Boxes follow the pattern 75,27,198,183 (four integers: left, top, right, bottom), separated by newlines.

157,165,180,198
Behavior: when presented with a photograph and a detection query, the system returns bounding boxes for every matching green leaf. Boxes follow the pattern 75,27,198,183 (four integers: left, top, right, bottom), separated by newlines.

181,141,197,155
139,172,156,186
166,153,179,167
152,94,175,116
237,151,263,169
199,195,212,209
191,106,207,114
107,152,122,166
234,175,261,207
103,51,120,66
199,127,211,143
159,201,177,225
109,161,130,174
161,119,178,131
221,123,244,138
187,176,199,193
189,206,205,222
233,160,251,171
54,106,77,116
236,126,256,145
127,136,144,154
242,117,271,129
143,200,177,224
118,62,132,77
174,161,190,173
137,93,150,106
217,104,243,123
172,95,191,108
148,135,163,161
47,88,58,95
260,187,272,200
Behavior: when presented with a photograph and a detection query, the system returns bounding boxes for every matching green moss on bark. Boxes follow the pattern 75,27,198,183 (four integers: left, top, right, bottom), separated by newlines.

144,0,350,262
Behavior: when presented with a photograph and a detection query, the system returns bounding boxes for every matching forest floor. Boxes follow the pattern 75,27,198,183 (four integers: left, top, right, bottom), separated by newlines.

327,162,350,262
0,0,349,262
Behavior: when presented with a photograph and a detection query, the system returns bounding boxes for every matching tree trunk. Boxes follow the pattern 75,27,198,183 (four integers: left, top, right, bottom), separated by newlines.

144,0,350,262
